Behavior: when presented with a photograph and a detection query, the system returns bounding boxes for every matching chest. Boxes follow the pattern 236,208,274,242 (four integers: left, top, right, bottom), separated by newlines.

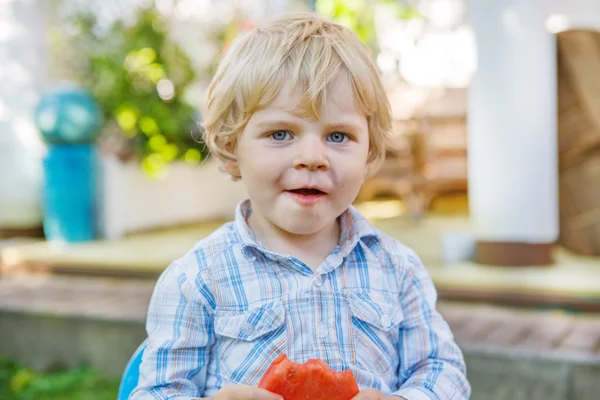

206,251,406,383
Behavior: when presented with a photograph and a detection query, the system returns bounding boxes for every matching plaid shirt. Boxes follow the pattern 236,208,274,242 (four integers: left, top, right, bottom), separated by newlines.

132,200,470,400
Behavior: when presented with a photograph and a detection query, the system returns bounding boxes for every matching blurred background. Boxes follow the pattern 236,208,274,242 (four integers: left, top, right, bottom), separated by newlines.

1,0,600,399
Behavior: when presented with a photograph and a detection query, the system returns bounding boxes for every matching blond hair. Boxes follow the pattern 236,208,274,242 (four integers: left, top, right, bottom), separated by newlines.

202,12,392,176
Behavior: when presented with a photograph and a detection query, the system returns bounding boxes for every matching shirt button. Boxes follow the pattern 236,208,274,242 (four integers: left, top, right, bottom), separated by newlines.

317,324,328,338
313,275,324,288
241,322,255,336
380,314,391,327
244,249,257,261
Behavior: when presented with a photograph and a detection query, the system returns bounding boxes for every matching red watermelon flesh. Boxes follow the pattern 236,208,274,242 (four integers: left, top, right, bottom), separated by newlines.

258,354,360,400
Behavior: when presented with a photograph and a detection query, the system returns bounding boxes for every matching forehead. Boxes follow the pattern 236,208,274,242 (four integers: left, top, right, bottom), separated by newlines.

264,76,363,120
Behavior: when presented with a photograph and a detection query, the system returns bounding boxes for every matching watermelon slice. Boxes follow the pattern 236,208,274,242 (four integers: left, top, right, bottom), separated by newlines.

258,354,360,400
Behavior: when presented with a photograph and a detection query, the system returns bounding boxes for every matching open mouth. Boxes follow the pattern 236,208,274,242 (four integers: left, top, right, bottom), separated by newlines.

286,188,327,204
287,188,326,196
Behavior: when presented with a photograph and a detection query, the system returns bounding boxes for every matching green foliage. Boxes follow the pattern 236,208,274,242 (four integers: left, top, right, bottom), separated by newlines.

316,0,422,48
316,0,377,45
0,358,119,400
379,0,424,20
65,7,207,177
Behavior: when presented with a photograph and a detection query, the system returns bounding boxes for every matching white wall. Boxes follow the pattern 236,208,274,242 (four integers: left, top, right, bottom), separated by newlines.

547,0,600,31
0,0,48,229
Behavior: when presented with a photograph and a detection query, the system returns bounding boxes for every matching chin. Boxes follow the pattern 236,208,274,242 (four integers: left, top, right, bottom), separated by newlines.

278,218,332,236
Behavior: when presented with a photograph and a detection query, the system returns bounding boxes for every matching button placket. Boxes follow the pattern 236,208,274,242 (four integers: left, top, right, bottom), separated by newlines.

313,275,324,288
243,247,258,262
317,324,329,338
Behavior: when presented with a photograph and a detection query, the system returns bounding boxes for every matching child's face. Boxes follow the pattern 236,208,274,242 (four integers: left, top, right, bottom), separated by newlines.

231,77,370,237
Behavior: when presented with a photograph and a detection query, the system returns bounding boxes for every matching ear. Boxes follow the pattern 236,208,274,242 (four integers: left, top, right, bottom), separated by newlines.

220,138,242,179
221,158,241,180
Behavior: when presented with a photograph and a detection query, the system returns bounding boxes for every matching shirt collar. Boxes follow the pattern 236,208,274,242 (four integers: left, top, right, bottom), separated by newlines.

234,199,267,256
234,199,380,260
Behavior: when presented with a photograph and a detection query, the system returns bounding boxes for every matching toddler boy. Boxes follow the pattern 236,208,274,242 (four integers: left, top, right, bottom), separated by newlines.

131,12,470,400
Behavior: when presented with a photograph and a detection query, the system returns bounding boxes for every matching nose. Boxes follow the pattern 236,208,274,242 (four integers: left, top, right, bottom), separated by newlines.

293,135,329,171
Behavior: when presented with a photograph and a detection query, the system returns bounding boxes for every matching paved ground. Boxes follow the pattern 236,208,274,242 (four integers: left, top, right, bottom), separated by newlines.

2,272,599,358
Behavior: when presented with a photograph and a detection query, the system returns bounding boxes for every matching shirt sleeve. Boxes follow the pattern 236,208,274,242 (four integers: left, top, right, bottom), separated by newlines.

390,250,471,400
130,256,216,400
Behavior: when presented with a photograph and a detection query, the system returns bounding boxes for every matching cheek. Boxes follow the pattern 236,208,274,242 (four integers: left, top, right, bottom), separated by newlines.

236,140,261,172
241,151,279,177
335,148,369,177
237,144,286,184
334,163,369,193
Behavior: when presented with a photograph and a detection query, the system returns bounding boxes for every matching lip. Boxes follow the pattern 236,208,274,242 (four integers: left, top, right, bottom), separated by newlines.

294,185,328,194
285,187,327,205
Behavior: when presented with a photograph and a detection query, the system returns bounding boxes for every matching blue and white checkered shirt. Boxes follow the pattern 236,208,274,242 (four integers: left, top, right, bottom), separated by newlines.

131,200,470,400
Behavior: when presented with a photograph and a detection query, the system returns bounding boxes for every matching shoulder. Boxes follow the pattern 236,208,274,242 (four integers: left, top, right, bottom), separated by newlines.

154,222,241,296
347,206,423,273
186,221,243,272
364,227,431,290
373,230,437,305
374,231,423,269
347,206,416,260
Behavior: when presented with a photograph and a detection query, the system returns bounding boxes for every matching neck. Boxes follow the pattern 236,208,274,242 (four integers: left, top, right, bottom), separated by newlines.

247,210,340,270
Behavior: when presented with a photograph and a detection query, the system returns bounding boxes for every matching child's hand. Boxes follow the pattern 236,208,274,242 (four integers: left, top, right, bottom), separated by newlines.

351,389,406,400
210,384,283,400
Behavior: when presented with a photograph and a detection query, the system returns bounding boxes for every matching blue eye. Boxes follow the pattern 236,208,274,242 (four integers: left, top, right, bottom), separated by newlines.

327,132,347,143
271,131,292,141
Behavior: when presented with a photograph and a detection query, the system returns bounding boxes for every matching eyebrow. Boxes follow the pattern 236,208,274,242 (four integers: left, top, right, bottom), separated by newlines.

323,122,364,132
254,119,364,133
255,119,302,130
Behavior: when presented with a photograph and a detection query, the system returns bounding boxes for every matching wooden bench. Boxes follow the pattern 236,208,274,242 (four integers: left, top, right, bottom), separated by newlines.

358,115,468,219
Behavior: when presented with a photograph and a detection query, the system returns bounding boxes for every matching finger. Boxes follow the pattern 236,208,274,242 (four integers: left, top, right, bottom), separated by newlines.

246,387,284,400
217,385,283,400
